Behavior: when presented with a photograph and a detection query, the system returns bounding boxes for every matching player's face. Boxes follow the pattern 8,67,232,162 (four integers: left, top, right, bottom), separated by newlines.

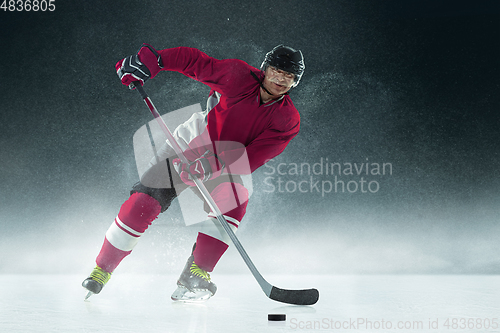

262,66,295,96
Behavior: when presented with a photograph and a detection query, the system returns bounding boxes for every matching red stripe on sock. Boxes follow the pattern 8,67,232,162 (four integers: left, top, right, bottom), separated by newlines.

227,220,238,228
114,218,140,238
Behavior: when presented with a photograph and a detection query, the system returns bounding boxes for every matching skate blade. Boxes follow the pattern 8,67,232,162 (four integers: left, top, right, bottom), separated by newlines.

171,286,212,302
84,291,95,301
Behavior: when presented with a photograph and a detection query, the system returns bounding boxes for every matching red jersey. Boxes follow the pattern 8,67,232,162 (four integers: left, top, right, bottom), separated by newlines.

157,47,300,174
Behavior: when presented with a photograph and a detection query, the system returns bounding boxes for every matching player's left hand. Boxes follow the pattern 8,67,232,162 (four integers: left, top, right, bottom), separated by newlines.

173,152,225,186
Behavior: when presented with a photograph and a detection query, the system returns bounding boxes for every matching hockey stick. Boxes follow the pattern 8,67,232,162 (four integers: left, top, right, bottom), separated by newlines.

129,82,319,305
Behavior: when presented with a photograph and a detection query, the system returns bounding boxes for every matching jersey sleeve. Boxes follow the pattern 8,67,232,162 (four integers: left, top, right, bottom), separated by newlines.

158,47,251,97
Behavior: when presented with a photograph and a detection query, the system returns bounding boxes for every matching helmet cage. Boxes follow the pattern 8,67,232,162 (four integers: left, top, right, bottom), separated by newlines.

261,45,305,87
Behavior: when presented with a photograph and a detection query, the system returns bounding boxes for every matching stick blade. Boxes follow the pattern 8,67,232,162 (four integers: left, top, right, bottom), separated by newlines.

269,286,319,305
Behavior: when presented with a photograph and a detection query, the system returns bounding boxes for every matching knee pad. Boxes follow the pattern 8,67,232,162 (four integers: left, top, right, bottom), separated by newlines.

131,181,177,213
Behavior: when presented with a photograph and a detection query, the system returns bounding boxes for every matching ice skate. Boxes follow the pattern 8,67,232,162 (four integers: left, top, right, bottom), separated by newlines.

171,252,217,302
82,265,112,300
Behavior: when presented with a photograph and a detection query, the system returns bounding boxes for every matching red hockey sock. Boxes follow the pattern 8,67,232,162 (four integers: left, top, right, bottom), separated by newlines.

96,238,131,273
193,232,229,272
117,192,161,233
96,192,161,272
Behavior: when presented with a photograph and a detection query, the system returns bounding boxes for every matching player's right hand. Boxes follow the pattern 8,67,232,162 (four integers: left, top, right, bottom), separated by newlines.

115,44,164,87
172,151,225,187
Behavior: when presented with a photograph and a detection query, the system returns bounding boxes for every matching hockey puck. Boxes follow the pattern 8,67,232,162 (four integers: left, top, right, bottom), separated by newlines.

268,314,286,321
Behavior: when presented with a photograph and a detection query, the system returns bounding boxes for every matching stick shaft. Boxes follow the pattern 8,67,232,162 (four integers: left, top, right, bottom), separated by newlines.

132,83,273,295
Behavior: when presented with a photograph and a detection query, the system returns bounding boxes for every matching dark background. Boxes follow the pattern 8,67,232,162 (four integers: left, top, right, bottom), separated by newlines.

0,0,498,275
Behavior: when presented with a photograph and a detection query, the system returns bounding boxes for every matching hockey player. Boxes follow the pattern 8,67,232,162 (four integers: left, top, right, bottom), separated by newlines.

82,44,305,301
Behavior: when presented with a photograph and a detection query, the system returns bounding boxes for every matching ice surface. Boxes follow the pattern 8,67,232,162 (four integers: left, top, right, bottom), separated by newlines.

0,274,498,332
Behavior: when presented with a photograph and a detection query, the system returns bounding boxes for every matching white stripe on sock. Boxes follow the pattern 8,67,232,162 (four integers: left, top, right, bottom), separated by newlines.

115,216,144,237
207,213,240,228
105,217,143,252
201,215,239,245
